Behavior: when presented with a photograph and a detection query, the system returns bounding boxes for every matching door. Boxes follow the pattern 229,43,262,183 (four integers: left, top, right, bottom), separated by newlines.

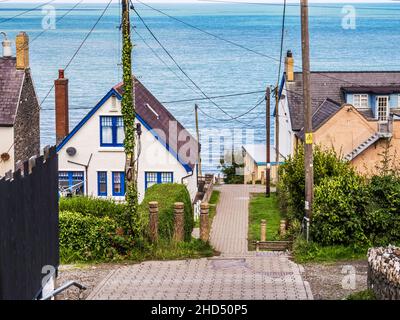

377,96,389,122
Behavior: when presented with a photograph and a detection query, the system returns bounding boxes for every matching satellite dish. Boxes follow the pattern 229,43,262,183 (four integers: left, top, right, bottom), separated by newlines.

66,147,77,157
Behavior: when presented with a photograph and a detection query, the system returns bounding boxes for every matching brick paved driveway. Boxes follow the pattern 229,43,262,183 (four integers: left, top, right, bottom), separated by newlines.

88,185,313,300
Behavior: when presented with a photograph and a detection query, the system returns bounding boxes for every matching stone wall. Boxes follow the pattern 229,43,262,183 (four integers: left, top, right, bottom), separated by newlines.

13,69,40,167
368,246,400,300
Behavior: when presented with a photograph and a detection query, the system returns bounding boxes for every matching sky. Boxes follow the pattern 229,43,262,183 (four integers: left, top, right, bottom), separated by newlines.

10,0,400,4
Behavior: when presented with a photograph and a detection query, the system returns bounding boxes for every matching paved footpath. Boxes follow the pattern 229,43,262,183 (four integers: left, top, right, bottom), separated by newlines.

88,185,313,300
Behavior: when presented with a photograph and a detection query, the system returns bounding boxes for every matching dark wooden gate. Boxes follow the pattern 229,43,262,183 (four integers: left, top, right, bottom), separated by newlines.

0,146,59,300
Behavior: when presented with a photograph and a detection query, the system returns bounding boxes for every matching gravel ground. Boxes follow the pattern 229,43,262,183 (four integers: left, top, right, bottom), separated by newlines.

302,260,368,300
56,263,126,300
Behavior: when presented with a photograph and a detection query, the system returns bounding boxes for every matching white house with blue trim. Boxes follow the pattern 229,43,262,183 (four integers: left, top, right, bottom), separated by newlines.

56,77,199,203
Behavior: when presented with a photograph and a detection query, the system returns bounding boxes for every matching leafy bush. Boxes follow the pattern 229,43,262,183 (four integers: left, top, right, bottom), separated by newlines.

59,196,124,219
278,146,351,222
59,211,134,263
139,184,194,242
312,173,369,245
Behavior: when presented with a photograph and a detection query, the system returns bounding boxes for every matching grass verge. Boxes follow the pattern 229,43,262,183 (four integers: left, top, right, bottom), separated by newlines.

292,238,368,263
248,193,282,243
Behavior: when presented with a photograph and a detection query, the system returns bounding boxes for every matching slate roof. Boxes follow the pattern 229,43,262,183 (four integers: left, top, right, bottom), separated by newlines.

297,98,342,140
284,71,400,131
114,79,199,170
0,57,25,126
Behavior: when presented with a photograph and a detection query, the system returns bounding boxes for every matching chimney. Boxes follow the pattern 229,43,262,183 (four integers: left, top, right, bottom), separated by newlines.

1,33,12,57
16,32,29,69
55,69,69,144
285,50,294,82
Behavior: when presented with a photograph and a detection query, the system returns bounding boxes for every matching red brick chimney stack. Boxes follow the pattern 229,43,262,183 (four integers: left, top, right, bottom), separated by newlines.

55,69,69,145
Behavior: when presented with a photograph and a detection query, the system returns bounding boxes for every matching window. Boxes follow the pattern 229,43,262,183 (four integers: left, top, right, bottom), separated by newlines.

112,172,125,196
377,96,389,122
145,172,174,190
98,172,107,196
58,171,84,195
100,116,124,147
353,94,369,108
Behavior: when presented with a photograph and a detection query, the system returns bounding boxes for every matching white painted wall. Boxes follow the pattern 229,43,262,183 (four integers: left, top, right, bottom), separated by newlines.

58,95,198,203
277,84,295,159
0,127,14,176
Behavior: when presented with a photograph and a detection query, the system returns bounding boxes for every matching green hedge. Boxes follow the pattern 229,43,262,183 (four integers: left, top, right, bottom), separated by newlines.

59,196,124,219
59,211,134,263
139,183,193,242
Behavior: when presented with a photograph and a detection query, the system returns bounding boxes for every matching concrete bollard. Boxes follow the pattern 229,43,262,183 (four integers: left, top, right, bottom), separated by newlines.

280,220,287,236
149,202,159,243
252,172,256,185
200,202,210,242
173,202,185,242
261,219,267,242
261,171,265,185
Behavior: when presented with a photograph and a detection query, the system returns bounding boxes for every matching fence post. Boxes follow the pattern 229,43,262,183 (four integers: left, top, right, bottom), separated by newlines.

174,202,185,242
261,219,267,242
200,202,209,242
149,201,159,243
280,220,287,236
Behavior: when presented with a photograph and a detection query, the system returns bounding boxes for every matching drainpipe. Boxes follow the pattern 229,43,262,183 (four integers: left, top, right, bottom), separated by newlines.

181,170,194,185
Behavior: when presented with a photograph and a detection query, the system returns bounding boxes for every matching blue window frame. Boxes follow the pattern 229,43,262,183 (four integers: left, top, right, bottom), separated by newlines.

100,116,124,147
145,172,174,190
58,171,84,195
112,172,125,196
97,171,107,196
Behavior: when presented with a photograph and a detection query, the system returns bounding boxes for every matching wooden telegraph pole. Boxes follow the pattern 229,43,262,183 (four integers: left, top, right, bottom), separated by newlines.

195,104,202,177
301,0,313,241
121,0,139,232
265,87,271,198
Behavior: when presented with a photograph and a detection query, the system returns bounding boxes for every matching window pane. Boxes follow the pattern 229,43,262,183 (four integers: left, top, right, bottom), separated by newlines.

98,172,107,195
353,95,360,107
116,126,125,145
113,172,124,195
101,117,113,144
146,172,158,189
161,172,173,183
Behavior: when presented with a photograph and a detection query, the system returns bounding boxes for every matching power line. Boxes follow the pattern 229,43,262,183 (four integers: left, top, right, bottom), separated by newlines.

132,4,251,125
40,0,113,109
162,90,266,104
134,1,392,89
0,0,57,25
276,0,287,88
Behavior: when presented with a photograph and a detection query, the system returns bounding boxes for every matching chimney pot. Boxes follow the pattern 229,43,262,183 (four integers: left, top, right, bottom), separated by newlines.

55,69,69,144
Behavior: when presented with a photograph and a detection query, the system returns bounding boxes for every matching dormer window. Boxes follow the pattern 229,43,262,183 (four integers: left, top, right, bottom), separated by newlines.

353,94,369,108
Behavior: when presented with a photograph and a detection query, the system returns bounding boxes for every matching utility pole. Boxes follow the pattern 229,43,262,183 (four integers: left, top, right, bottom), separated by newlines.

195,104,202,177
301,0,314,240
266,87,271,198
121,0,139,234
275,86,280,179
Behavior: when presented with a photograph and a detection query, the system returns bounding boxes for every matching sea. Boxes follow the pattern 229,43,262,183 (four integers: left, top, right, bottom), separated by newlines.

1,1,400,172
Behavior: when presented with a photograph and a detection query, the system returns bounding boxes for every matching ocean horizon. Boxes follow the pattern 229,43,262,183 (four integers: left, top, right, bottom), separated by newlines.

1,1,400,171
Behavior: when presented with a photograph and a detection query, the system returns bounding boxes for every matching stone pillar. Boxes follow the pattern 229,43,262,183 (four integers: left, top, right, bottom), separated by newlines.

252,171,256,185
261,171,265,185
173,202,185,242
260,219,267,242
149,202,159,243
280,220,287,236
200,202,210,242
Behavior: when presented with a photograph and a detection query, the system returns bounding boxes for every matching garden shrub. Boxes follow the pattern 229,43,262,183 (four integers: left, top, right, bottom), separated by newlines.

59,211,134,262
312,173,368,245
139,183,194,242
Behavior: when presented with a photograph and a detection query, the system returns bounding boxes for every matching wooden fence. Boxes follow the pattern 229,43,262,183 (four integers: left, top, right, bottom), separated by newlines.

0,146,59,300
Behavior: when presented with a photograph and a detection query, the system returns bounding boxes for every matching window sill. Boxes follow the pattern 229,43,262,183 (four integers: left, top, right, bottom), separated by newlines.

98,147,124,152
